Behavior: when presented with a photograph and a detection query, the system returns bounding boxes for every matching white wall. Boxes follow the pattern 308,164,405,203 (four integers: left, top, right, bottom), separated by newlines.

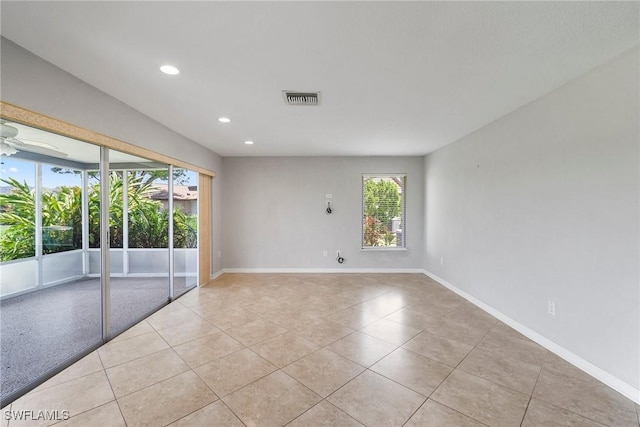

424,47,639,392
222,156,424,270
0,37,224,277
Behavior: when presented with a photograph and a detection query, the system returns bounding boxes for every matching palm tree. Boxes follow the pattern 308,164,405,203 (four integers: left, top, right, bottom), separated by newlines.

0,172,197,262
0,178,36,261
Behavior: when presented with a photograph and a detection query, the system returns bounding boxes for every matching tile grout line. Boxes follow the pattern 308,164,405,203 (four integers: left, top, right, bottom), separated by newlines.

217,399,249,427
413,400,492,427
323,331,402,369
380,297,496,426
424,321,495,426
191,347,280,399
433,319,544,396
518,360,544,426
454,360,539,397
283,398,362,426
99,333,170,370
285,282,457,424
218,367,323,426
368,352,445,400
167,368,249,427
159,327,222,349
225,322,291,348
17,363,119,424
98,348,129,427
107,320,204,405
172,328,228,424
113,368,193,401
23,360,103,396
526,368,631,427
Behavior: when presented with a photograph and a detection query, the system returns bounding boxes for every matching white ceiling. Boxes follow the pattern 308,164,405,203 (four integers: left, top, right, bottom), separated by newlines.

1,2,638,157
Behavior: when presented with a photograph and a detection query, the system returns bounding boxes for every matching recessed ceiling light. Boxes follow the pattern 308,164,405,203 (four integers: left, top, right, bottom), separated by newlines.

244,140,254,145
218,117,231,123
160,65,180,75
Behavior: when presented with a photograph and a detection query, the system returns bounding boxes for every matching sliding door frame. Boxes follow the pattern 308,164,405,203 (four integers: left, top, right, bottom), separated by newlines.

198,174,212,286
0,102,216,406
1,101,217,323
0,101,215,288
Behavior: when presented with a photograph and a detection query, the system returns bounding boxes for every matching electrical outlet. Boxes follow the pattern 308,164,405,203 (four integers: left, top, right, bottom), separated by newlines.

325,193,332,199
548,301,556,317
218,251,221,258
440,257,444,265
337,250,340,257
323,250,328,257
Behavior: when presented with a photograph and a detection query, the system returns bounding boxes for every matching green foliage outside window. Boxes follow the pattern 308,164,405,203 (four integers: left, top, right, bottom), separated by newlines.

362,176,404,247
0,172,197,262
0,178,37,260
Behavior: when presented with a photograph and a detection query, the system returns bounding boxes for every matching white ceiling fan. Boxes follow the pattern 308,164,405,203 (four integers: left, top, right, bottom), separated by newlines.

1,122,68,158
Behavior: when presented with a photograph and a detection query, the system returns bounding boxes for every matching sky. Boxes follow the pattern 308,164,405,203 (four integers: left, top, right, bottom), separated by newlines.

1,156,81,188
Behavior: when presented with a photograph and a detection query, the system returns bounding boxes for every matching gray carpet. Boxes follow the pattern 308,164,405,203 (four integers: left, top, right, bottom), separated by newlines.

0,277,192,401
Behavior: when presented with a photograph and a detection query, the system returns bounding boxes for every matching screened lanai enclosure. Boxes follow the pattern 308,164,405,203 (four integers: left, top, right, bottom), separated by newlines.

0,121,199,404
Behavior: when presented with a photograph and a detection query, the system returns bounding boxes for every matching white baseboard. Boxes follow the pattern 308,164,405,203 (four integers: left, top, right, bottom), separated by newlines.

423,270,640,405
221,268,425,274
210,270,224,280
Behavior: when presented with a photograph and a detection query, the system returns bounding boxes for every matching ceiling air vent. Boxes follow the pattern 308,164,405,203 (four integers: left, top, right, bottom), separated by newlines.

283,91,320,106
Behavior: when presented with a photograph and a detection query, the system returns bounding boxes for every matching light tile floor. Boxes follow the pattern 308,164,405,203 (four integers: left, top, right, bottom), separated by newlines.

5,273,639,426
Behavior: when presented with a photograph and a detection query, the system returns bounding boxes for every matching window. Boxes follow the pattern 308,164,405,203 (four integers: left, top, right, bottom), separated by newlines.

362,174,406,249
0,157,36,261
42,164,82,255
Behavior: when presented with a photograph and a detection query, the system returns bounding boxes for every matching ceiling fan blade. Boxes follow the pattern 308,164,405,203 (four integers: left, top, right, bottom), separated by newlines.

2,137,68,158
0,123,19,139
19,146,69,158
0,140,19,156
13,143,69,158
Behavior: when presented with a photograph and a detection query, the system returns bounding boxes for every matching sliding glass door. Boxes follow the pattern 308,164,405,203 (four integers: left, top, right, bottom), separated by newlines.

110,158,171,336
172,167,198,298
0,141,103,404
0,121,204,405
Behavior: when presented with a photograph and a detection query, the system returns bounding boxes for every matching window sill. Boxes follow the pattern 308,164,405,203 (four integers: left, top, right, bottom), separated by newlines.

361,247,408,252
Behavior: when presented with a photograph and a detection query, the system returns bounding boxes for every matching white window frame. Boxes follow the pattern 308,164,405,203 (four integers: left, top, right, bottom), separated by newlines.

361,173,407,251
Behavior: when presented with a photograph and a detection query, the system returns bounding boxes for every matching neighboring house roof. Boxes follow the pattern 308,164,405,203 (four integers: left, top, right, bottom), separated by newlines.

148,184,198,201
